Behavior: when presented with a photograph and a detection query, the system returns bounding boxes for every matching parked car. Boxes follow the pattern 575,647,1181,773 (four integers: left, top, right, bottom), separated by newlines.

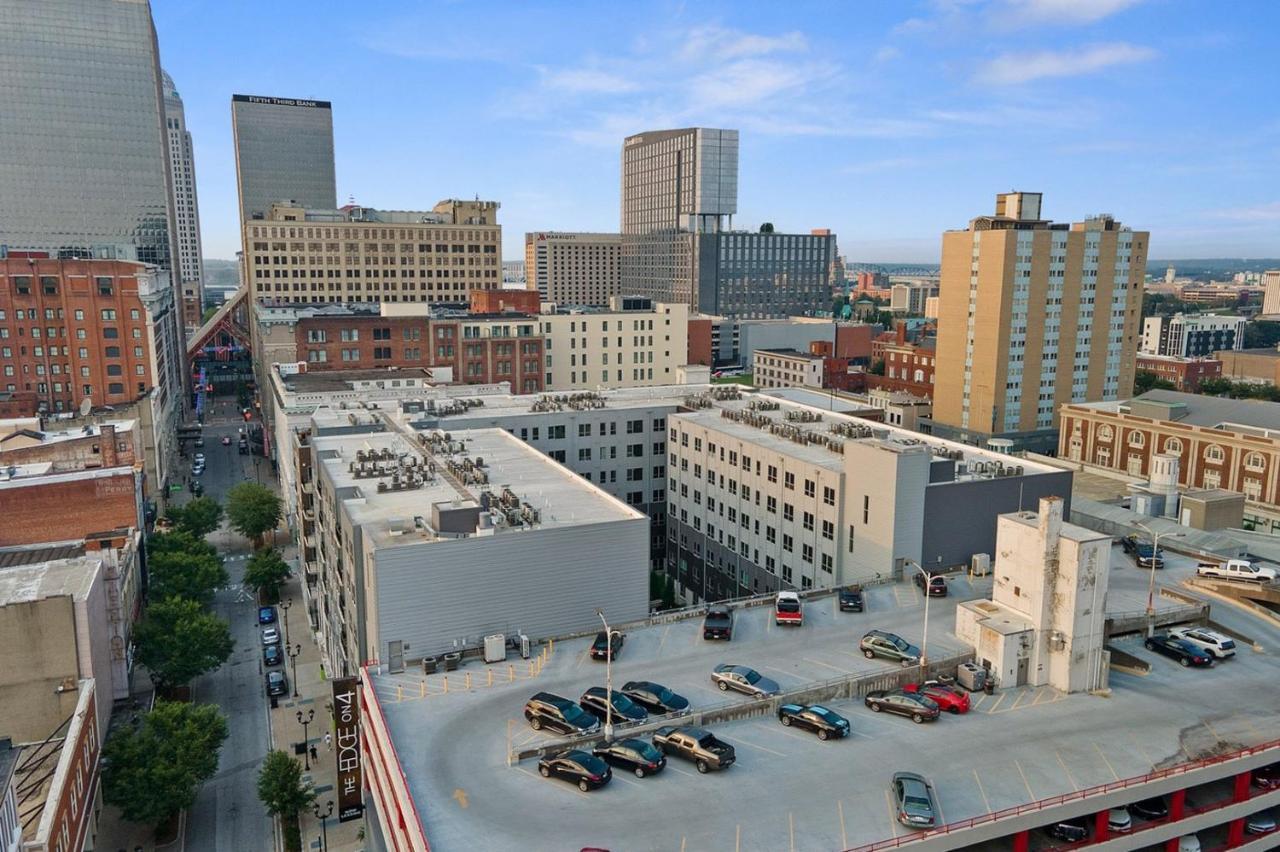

261,627,280,645
651,726,735,773
189,481,203,496
1168,625,1236,659
1144,634,1214,667
579,687,648,723
891,772,938,829
620,681,689,715
903,681,971,714
1246,811,1277,835
258,606,277,625
913,572,948,597
592,738,666,778
1108,806,1132,833
537,749,612,792
1122,535,1165,569
860,629,922,667
524,692,600,734
1131,796,1168,820
1254,763,1280,789
194,452,206,463
777,704,850,740
774,591,803,626
238,442,249,455
703,605,734,640
1196,559,1278,582
864,689,939,723
194,437,205,448
221,435,232,446
838,585,865,612
263,644,282,667
266,670,287,697
1177,835,1201,852
1045,817,1089,842
711,664,779,698
590,630,624,661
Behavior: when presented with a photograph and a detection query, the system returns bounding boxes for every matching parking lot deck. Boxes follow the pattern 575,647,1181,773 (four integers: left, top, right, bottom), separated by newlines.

370,550,1280,852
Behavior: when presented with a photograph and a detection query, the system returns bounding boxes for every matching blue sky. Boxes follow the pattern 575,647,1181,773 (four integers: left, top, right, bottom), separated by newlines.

153,0,1280,263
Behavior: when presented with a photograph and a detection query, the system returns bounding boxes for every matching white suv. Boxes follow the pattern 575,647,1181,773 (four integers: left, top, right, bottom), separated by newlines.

1168,626,1236,659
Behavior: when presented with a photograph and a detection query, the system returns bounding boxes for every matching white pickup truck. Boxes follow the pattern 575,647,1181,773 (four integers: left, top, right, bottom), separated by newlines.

1196,559,1278,583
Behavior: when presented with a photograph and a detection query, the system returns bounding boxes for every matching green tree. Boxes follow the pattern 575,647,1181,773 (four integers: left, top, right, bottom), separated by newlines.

1244,321,1280,350
166,496,223,538
649,571,663,601
201,306,218,324
760,222,774,233
661,573,676,609
102,701,228,828
1133,370,1176,395
147,549,228,608
134,597,234,693
226,482,282,546
148,529,218,562
257,751,316,852
243,548,291,604
869,359,886,376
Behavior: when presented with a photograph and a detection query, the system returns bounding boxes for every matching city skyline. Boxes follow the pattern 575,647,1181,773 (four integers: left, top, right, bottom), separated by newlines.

152,0,1279,264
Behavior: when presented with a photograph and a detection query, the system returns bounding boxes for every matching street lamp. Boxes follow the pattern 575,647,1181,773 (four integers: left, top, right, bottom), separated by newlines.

596,609,618,741
296,708,314,770
279,597,293,648
1133,523,1184,637
906,559,937,670
312,799,334,852
287,642,302,698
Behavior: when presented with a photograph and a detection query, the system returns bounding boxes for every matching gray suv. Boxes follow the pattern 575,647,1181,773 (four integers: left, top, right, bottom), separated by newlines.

860,629,921,667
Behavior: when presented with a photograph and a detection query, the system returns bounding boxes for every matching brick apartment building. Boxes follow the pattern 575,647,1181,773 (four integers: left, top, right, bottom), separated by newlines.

0,419,139,472
0,465,143,547
1135,354,1222,392
868,322,936,398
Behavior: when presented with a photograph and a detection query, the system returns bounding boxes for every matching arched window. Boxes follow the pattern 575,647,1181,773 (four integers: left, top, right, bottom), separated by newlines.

1245,452,1266,471
1164,437,1183,454
1128,431,1146,448
913,369,925,383
1204,444,1225,463
1098,424,1114,441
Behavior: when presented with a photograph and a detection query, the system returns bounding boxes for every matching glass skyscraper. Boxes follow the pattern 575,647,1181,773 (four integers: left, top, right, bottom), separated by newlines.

231,95,337,223
0,0,174,270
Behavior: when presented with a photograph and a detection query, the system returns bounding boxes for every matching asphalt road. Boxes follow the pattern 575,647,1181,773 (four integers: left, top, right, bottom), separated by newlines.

179,408,277,852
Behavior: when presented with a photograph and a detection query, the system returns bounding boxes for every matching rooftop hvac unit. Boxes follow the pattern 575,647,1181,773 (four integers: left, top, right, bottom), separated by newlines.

484,633,507,663
970,553,991,576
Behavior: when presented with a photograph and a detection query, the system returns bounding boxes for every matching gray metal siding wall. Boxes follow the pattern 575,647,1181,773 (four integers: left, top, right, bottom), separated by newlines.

920,471,1074,569
371,517,649,660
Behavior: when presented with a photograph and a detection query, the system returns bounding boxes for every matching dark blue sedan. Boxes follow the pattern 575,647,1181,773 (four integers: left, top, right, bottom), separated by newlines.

258,606,277,625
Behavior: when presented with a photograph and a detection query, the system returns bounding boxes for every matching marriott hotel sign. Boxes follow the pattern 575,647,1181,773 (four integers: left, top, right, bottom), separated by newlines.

332,677,365,822
232,94,332,109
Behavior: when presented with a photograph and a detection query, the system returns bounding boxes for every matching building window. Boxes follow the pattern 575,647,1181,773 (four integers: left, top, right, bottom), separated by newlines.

1245,452,1265,472
1164,437,1183,454
1203,444,1224,463
1097,424,1114,441
1128,431,1146,448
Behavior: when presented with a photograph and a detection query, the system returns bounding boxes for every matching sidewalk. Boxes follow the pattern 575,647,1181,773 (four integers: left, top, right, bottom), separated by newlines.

271,565,366,852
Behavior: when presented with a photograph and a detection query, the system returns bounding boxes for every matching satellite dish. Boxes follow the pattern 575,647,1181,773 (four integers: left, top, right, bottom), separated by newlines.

79,396,93,417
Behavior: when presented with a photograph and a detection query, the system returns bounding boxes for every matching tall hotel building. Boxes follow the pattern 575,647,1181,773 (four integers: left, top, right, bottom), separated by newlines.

231,94,338,223
620,128,834,319
525,231,621,305
162,70,206,332
930,192,1147,452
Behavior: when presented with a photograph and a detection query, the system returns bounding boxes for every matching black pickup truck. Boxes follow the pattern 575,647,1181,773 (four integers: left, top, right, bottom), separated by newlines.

702,606,734,640
652,726,735,773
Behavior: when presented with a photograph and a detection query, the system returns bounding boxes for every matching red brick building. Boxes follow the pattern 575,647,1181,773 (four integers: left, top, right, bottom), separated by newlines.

469,288,540,315
0,466,142,547
0,420,139,472
0,258,164,414
687,317,714,367
868,323,936,398
1135,354,1222,392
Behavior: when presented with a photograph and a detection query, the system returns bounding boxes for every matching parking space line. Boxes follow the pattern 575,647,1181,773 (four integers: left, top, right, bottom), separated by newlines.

612,774,642,788
512,765,590,799
1009,690,1030,710
731,734,788,758
972,693,990,711
986,692,1008,714
972,768,992,814
885,789,901,837
657,625,671,657
1055,750,1080,791
838,800,847,848
752,722,817,746
1093,742,1120,781
666,764,698,778
789,811,796,852
1203,719,1224,744
736,823,741,852
1015,759,1036,800
802,657,854,675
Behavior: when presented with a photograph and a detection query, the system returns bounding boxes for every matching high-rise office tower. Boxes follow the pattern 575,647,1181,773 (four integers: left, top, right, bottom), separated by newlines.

931,192,1147,452
162,70,206,332
0,0,175,273
231,94,337,223
620,128,738,306
525,231,621,305
620,128,833,318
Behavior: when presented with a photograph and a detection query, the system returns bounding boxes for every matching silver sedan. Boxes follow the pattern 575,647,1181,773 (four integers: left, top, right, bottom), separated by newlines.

711,664,780,698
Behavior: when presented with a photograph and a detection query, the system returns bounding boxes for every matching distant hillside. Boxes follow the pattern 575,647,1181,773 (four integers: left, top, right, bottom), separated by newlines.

203,258,239,288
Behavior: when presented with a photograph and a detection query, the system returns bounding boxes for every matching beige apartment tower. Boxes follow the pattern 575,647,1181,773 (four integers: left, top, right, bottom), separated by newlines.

525,231,622,306
931,192,1147,452
243,200,501,305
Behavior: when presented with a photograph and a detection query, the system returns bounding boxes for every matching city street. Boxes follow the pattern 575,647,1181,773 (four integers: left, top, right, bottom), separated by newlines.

179,403,276,852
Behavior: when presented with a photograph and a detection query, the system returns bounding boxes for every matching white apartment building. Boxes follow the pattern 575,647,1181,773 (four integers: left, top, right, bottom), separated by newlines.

524,232,621,306
752,349,824,389
889,283,936,315
1140,313,1245,358
539,297,690,391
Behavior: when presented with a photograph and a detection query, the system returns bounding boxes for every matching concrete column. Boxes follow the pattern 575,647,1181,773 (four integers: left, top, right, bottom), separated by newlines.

1233,769,1252,802
1012,828,1029,852
1227,816,1245,847
1170,787,1186,820
1094,809,1110,842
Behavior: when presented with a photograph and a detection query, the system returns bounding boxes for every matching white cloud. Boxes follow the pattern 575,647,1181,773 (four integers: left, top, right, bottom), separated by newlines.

999,0,1145,27
1208,202,1280,222
537,67,640,94
974,42,1156,84
678,26,808,61
687,58,836,110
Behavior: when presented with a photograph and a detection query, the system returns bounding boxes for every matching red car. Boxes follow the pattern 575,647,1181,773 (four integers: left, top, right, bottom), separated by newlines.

903,681,970,714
